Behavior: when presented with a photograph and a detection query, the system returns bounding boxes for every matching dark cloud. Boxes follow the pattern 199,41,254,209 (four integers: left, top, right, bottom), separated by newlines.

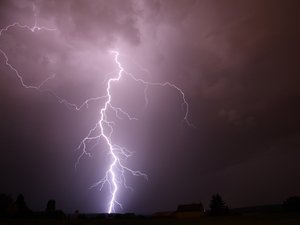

0,0,300,214
37,0,141,48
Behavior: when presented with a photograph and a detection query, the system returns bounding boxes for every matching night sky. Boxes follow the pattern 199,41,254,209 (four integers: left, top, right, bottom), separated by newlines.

0,0,300,214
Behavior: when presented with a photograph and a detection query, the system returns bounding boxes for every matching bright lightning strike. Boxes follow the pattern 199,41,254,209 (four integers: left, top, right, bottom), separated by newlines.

76,51,148,213
0,3,193,214
76,50,193,213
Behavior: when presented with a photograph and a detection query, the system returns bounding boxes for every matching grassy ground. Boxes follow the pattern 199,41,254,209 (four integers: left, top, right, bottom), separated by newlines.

1,213,300,225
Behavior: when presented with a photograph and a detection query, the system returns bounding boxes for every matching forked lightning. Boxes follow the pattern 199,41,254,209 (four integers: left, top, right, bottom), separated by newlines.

0,3,192,213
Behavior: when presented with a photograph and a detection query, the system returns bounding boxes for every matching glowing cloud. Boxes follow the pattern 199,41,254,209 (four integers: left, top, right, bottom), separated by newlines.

0,4,192,214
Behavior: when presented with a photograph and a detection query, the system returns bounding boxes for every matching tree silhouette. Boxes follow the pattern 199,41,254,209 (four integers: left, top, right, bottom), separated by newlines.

15,194,30,216
46,199,56,213
209,194,229,216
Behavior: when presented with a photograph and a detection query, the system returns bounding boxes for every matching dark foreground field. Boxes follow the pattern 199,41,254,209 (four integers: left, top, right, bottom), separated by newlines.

1,213,300,225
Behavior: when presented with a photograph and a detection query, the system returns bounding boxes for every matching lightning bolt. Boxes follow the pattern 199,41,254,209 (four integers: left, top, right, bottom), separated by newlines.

76,50,193,213
0,3,56,91
0,3,104,111
0,3,193,214
76,51,148,213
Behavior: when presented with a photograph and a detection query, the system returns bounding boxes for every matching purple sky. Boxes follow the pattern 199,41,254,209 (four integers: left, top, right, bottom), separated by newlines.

0,0,300,214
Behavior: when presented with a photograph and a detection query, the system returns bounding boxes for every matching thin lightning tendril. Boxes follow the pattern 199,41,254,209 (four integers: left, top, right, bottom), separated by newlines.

0,4,193,214
0,3,55,90
0,4,107,111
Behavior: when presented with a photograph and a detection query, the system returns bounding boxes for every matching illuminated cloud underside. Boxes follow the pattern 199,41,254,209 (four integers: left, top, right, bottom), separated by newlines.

0,4,192,213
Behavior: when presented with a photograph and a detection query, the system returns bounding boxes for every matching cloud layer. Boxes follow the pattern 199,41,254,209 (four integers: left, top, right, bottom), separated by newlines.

0,0,300,213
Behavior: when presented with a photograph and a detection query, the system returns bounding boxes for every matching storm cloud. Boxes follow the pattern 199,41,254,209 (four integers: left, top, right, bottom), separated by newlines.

0,0,300,213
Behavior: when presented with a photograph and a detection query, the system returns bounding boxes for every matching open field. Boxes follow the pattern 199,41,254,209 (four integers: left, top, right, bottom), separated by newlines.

1,213,300,225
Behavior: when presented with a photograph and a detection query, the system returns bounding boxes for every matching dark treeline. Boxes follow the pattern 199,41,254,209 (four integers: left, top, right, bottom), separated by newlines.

208,194,300,216
0,193,65,219
0,193,300,220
